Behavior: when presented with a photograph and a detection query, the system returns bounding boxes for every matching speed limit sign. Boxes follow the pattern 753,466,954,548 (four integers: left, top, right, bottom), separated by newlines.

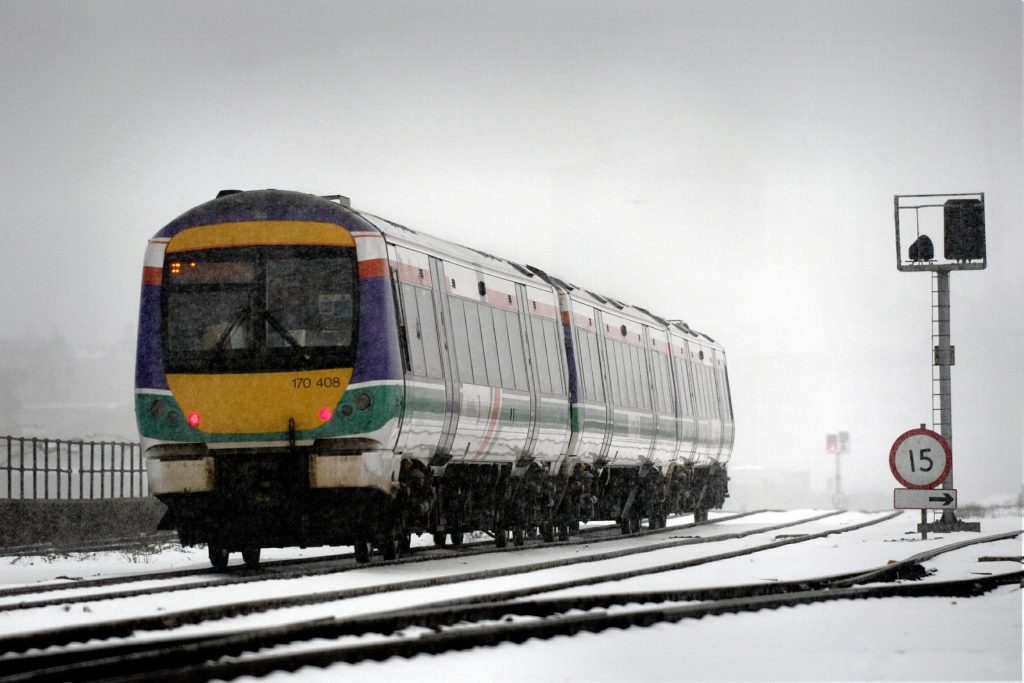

889,427,952,489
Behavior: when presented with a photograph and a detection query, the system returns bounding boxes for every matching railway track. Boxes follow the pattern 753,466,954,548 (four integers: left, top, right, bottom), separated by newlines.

0,509,766,608
0,511,901,669
2,524,1018,683
0,510,838,622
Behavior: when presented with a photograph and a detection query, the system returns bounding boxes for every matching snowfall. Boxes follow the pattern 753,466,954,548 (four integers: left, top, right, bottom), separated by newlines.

2,509,1021,682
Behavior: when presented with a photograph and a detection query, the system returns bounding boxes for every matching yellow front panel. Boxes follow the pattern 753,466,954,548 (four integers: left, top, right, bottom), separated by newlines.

167,369,352,434
166,221,355,253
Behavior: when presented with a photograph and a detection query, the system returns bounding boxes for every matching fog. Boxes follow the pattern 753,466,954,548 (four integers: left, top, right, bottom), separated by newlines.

0,0,1020,506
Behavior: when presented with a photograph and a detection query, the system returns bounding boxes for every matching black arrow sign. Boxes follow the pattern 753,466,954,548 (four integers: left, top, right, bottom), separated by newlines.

928,493,954,505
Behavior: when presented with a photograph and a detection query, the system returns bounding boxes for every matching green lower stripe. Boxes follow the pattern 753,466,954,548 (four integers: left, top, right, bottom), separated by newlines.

135,383,403,443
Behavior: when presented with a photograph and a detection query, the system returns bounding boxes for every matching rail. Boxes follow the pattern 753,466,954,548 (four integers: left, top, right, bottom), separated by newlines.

0,436,146,499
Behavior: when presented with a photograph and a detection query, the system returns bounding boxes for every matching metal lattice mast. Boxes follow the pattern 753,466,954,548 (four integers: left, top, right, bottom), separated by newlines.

931,271,955,523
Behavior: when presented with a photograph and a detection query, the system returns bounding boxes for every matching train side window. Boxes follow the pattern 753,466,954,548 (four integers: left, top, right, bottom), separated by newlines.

488,306,514,388
707,365,721,419
463,300,489,385
602,338,617,404
415,286,443,379
542,320,565,395
623,344,636,408
664,354,676,413
447,297,474,384
400,283,427,376
477,304,503,387
675,357,694,417
588,332,604,401
634,345,651,411
653,352,670,413
576,330,595,400
704,364,716,419
638,347,651,411
699,363,712,418
603,338,619,405
612,341,630,407
692,361,705,418
505,310,529,390
622,342,638,405
622,343,636,408
617,341,632,407
715,367,729,420
651,352,664,413
531,317,553,394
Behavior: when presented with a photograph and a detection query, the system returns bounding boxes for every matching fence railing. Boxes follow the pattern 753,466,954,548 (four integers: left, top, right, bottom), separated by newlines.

1,436,146,500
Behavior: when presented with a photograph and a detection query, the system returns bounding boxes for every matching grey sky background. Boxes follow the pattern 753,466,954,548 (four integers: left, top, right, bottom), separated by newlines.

1,1,1020,502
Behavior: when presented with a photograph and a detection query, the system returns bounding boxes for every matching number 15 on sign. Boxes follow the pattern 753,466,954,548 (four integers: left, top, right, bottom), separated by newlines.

889,428,952,489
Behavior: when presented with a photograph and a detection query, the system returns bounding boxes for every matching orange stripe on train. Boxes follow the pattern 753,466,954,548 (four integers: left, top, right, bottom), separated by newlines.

142,266,163,286
358,258,388,279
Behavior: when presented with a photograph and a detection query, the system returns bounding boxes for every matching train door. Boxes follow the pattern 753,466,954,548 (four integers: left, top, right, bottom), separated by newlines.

687,340,719,466
668,333,698,463
709,348,735,464
647,326,678,466
522,284,571,467
562,298,610,465
388,245,447,461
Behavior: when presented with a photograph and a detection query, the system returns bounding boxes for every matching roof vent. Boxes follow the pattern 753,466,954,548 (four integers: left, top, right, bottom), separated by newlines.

216,189,243,198
320,195,351,207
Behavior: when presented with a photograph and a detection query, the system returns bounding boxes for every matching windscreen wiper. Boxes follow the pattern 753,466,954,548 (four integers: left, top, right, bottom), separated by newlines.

214,304,251,352
263,310,311,361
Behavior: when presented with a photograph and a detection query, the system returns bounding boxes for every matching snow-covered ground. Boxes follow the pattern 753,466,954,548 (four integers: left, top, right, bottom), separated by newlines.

3,509,1020,681
260,510,1023,682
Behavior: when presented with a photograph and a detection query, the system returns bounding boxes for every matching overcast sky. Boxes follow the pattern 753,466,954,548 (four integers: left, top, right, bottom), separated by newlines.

1,1,1020,502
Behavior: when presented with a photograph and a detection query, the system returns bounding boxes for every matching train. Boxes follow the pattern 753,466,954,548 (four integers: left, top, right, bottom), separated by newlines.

135,189,734,568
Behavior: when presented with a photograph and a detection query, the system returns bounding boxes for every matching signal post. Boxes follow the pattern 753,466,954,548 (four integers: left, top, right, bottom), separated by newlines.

826,431,849,509
892,193,983,534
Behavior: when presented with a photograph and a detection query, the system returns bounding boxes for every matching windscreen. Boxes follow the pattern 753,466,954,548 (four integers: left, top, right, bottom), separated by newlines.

162,245,358,373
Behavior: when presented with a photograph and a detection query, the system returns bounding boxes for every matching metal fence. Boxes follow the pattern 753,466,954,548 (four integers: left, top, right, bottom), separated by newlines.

1,436,147,500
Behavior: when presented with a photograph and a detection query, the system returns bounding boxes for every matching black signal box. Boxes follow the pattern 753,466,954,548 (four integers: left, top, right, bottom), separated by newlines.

943,198,985,261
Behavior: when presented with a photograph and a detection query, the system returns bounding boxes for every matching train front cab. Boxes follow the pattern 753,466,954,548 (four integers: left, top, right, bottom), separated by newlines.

136,197,407,565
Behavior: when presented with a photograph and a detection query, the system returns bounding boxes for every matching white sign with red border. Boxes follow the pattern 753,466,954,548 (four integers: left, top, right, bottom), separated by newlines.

889,427,952,489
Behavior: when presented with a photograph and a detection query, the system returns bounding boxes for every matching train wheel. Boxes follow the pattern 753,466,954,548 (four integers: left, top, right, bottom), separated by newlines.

694,508,709,523
494,529,508,548
619,517,631,535
354,540,372,564
241,547,261,569
400,533,412,554
450,530,465,547
512,527,525,547
432,532,447,548
540,522,555,542
380,534,399,561
557,524,570,542
208,545,230,570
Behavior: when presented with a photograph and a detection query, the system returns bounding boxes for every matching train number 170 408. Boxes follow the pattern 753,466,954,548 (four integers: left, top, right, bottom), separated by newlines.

292,377,342,389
